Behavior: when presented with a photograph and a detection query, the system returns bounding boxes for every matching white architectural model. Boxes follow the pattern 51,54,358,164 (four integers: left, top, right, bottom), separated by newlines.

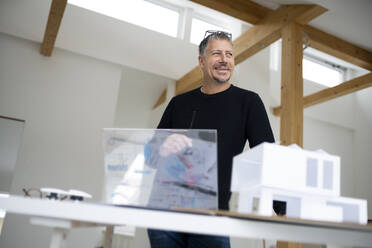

231,143,368,224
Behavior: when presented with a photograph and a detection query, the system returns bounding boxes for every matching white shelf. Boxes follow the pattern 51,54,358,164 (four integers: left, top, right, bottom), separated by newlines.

0,196,371,246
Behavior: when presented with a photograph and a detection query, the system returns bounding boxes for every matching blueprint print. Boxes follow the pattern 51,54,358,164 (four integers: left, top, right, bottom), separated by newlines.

103,129,218,210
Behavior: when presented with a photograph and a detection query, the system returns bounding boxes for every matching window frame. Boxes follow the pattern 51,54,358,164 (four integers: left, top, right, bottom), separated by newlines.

304,53,347,83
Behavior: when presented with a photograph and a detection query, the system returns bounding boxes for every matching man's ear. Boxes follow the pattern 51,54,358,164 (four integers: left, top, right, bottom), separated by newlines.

198,55,204,68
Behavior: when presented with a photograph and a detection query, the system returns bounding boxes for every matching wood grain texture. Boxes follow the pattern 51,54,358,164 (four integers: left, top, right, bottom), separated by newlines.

303,25,372,71
190,1,371,70
153,89,167,109
40,0,67,56
174,5,323,97
190,0,270,24
280,23,304,147
273,72,372,116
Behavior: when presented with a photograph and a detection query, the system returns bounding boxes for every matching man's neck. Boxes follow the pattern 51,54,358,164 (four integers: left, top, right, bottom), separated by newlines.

201,81,231,95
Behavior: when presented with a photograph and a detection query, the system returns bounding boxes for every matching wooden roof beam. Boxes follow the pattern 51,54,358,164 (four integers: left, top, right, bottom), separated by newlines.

40,0,67,56
178,5,326,94
153,4,326,108
273,72,372,116
190,0,270,24
190,0,372,71
233,4,326,65
302,25,372,71
153,3,325,109
153,89,167,109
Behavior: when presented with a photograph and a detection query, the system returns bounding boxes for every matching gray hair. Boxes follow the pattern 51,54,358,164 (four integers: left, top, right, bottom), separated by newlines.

199,31,233,56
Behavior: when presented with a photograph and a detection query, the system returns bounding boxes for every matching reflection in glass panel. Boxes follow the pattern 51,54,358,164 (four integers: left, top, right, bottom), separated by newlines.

103,129,218,210
69,0,179,37
190,18,228,45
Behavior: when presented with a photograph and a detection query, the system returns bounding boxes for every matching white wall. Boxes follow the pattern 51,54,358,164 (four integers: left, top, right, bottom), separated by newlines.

114,66,173,128
0,32,122,247
353,86,372,215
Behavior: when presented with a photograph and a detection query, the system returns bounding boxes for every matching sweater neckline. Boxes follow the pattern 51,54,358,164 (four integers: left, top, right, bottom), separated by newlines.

198,84,234,98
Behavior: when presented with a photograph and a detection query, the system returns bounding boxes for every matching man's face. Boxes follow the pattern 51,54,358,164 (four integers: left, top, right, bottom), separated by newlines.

199,39,235,84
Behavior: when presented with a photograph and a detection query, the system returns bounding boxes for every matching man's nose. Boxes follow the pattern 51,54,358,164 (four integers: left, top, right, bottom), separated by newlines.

219,53,227,62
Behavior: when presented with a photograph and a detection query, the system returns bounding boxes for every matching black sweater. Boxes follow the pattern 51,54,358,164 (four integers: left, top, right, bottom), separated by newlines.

158,85,275,210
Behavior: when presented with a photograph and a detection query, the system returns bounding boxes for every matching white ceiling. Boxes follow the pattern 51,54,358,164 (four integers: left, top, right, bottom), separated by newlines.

0,0,370,79
0,0,200,79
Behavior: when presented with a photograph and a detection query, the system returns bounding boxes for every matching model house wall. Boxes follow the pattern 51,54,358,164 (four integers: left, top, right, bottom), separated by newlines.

232,143,367,224
232,143,341,196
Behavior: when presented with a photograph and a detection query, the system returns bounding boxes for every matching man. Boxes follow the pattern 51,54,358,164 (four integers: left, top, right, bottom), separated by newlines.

148,31,274,248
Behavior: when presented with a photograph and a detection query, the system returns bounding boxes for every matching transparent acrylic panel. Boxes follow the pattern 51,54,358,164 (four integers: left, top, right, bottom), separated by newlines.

103,128,218,210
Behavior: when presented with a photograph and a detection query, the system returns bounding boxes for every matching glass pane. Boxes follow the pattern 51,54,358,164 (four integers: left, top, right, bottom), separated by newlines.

69,0,179,37
303,58,342,87
190,18,228,45
306,157,318,187
103,128,218,210
323,160,334,190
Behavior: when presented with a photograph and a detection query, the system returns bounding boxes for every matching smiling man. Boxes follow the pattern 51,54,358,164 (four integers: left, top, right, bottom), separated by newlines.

198,30,234,92
148,31,275,248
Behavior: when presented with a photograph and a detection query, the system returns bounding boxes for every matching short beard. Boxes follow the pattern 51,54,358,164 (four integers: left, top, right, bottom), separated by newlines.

213,75,231,84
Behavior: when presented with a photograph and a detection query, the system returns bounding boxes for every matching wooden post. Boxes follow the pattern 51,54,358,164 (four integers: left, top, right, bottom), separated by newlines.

278,21,304,248
280,22,304,147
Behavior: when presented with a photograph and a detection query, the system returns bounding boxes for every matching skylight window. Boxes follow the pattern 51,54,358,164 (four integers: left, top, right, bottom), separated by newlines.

68,0,179,37
190,18,228,45
270,41,345,88
303,58,343,87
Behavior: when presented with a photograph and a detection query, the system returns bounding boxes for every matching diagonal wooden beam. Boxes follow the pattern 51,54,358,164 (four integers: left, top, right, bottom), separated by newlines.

40,0,67,56
153,89,167,109
155,0,372,108
273,72,372,116
302,25,372,71
176,67,203,95
233,5,326,65
153,3,326,108
179,5,325,91
153,69,202,109
190,0,270,24
190,0,372,71
153,68,203,108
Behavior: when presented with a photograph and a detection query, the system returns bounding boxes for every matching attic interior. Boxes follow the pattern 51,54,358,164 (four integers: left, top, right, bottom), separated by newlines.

0,0,371,247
